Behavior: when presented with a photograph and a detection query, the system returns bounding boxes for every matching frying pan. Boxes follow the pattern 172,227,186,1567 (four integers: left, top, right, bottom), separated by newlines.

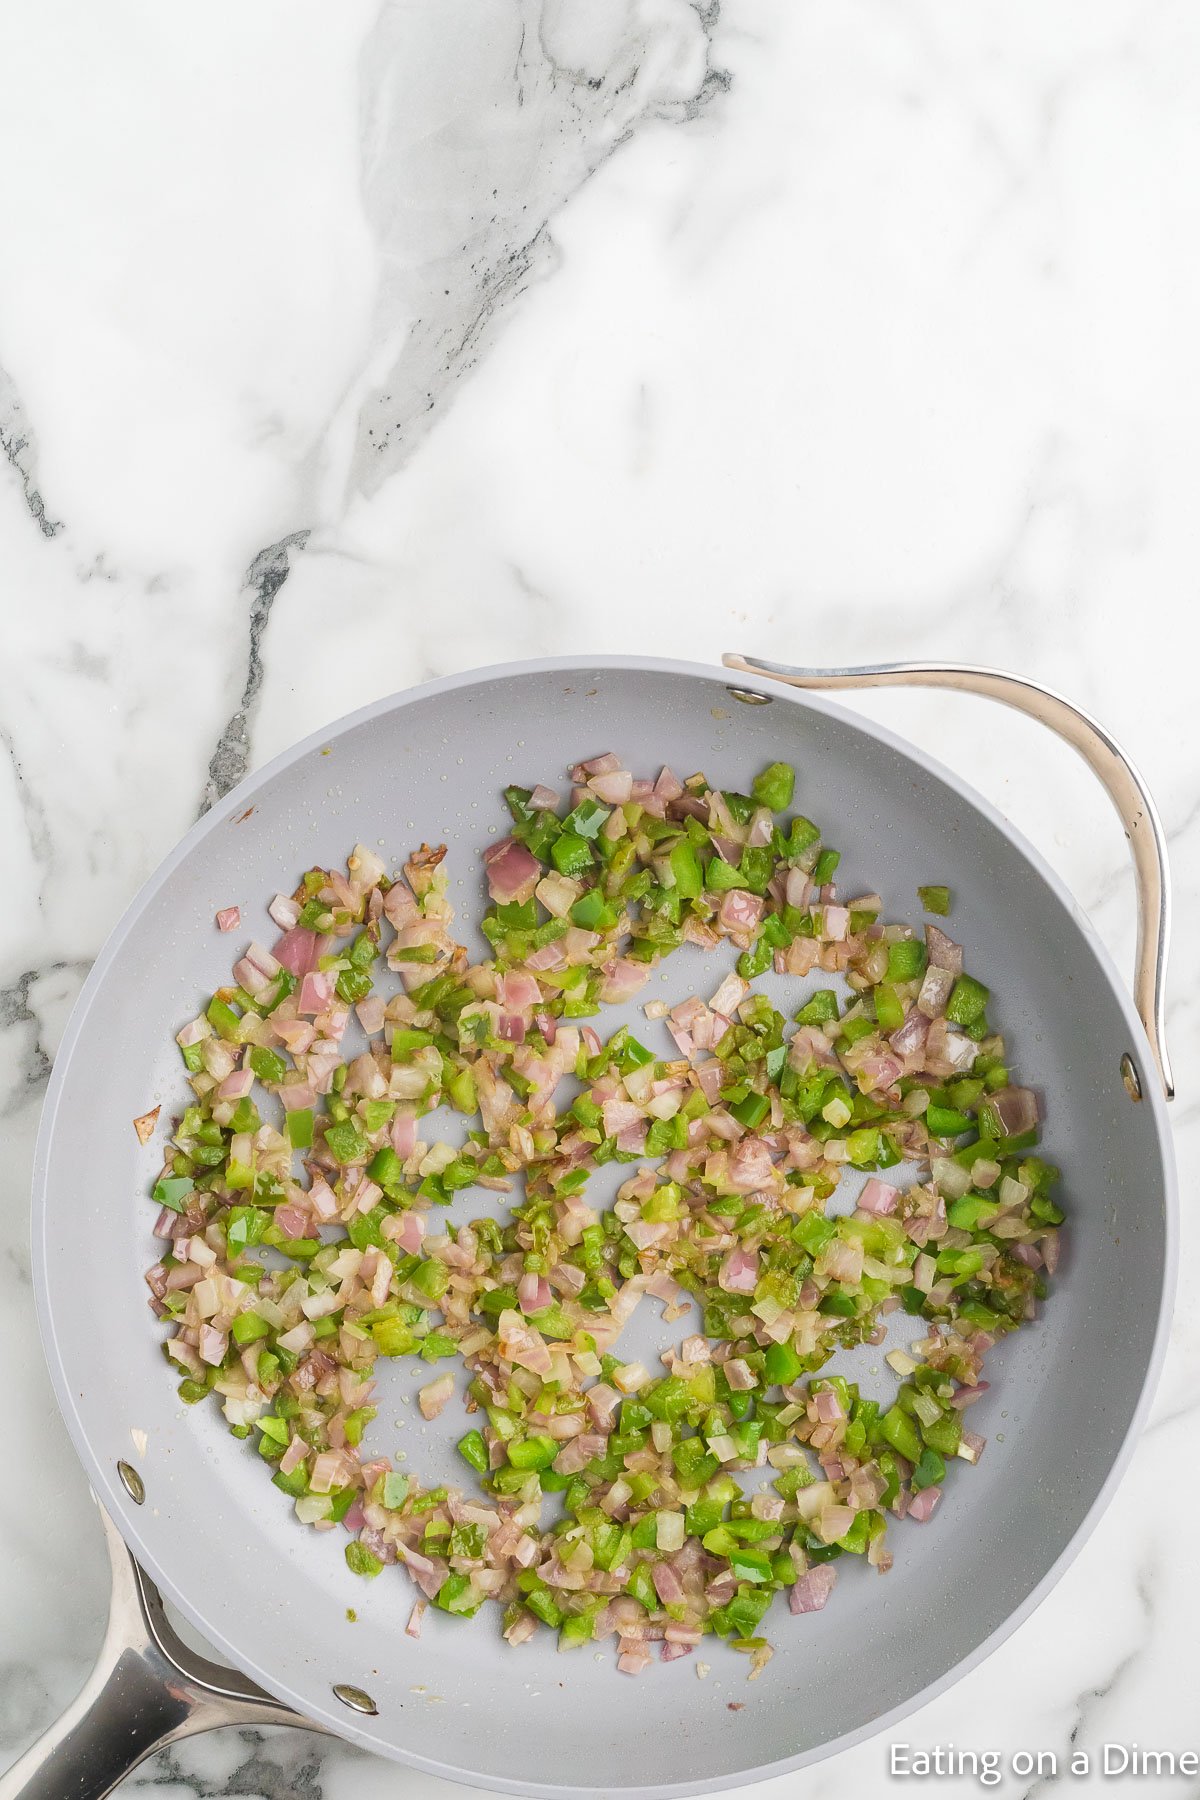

6,654,1176,1800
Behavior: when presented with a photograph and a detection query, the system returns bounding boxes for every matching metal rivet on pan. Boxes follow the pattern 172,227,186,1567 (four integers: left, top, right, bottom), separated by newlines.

726,687,773,706
333,1684,378,1716
1120,1053,1142,1103
117,1461,146,1504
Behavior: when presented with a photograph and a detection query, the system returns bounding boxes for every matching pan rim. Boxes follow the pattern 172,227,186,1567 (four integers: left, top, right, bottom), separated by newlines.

30,653,1178,1797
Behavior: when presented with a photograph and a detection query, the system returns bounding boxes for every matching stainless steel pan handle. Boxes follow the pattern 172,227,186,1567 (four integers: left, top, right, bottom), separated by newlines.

0,1505,318,1800
723,655,1174,1101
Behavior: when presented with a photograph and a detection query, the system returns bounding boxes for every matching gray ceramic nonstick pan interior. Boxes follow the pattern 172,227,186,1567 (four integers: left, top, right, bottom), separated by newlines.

12,655,1177,1800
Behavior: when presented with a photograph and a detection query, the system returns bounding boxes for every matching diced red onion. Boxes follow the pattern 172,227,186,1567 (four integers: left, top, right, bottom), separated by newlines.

890,1010,929,1058
382,881,418,928
987,1086,1041,1136
268,893,300,930
273,927,319,977
719,890,764,933
950,1382,989,1409
243,941,281,979
355,994,387,1035
280,1437,308,1476
651,1562,685,1604
925,925,963,974
784,867,812,908
624,1219,670,1252
602,1096,642,1136
694,1061,724,1103
275,1202,312,1239
483,837,541,905
297,971,335,1015
789,1566,836,1614
599,959,653,1005
589,770,633,805
524,939,567,972
708,974,748,1017
858,1177,899,1216
822,904,849,942
498,972,541,1014
727,1137,774,1193
746,807,774,848
233,957,271,996
917,964,955,1018
719,1247,759,1294
518,1272,553,1314
391,1113,417,1159
812,1387,844,1424
216,1068,255,1101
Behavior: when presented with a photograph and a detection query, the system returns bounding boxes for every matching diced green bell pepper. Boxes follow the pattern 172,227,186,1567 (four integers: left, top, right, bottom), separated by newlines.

945,974,989,1027
507,1436,557,1471
795,989,839,1026
925,1104,974,1138
880,1404,922,1464
231,1311,270,1345
751,762,795,812
570,888,617,931
551,832,594,877
458,1430,489,1473
886,939,927,982
151,1176,194,1213
345,1542,384,1579
669,839,704,899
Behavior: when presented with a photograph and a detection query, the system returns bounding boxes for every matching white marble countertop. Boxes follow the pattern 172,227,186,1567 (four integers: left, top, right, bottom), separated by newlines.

2,3,1197,1796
